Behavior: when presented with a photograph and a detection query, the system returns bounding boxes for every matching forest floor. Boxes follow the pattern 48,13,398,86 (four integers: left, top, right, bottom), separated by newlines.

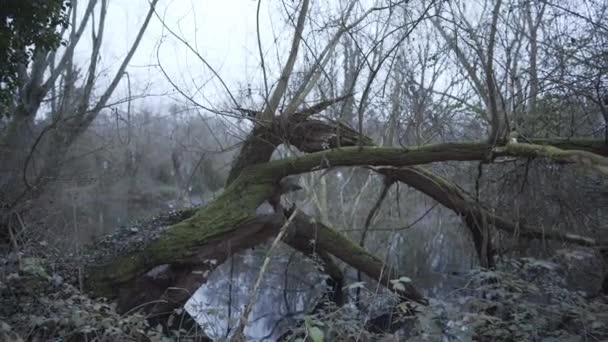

2,211,607,341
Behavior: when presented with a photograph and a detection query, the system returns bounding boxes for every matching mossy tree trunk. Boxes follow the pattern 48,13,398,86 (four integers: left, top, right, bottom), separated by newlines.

84,113,608,330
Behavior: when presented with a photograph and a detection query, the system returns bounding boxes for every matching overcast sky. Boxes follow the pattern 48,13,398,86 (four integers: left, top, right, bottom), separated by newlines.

86,0,285,112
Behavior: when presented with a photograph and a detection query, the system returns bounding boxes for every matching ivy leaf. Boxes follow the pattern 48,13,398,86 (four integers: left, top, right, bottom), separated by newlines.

307,327,324,342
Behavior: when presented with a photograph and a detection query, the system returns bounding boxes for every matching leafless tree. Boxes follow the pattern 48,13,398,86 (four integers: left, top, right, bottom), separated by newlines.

0,0,159,229
16,0,606,339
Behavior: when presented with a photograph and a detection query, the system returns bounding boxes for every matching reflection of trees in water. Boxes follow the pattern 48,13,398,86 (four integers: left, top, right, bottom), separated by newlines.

187,248,325,340
179,182,482,340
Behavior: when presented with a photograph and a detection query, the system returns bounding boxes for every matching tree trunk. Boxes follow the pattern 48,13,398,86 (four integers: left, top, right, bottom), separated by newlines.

82,115,608,328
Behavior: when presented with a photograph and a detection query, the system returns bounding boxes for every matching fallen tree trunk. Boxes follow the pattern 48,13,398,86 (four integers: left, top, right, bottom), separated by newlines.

86,208,427,319
85,139,607,300
377,166,604,247
288,213,427,304
527,138,608,156
83,110,608,330
499,141,608,176
83,142,499,301
377,167,496,268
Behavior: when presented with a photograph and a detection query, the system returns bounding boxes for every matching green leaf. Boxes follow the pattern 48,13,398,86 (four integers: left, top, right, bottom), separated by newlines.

307,326,324,342
305,319,324,342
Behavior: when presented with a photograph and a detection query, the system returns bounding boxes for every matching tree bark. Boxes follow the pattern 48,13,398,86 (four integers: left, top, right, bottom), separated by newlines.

376,166,602,247
82,115,608,327
86,209,427,318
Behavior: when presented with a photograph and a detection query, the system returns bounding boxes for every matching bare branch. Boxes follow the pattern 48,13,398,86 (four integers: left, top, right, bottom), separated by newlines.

151,2,240,108
41,0,98,96
282,0,360,114
486,0,503,145
256,0,270,107
90,0,160,116
231,209,298,341
80,0,107,113
259,0,310,121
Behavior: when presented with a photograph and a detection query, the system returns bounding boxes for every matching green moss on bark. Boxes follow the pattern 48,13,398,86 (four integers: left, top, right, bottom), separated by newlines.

86,173,280,297
86,140,608,298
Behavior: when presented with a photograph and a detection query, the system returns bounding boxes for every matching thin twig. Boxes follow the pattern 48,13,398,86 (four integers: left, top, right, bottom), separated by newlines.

256,0,270,109
231,209,298,341
7,214,22,268
356,177,393,303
